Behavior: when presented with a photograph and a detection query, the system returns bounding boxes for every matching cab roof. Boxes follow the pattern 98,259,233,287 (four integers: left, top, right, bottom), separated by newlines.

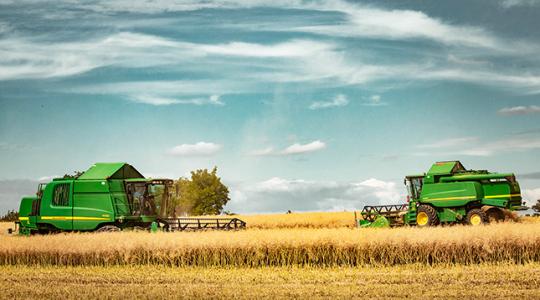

78,163,145,180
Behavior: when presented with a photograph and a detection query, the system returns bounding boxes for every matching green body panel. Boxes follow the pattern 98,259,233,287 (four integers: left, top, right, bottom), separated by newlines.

421,182,482,207
73,180,110,193
38,180,74,230
72,192,115,230
18,196,38,232
16,162,172,234
109,181,131,217
438,207,466,222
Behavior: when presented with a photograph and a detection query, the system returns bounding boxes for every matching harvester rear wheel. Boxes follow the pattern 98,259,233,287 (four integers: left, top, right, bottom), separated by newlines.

485,208,505,223
465,209,487,226
416,205,439,227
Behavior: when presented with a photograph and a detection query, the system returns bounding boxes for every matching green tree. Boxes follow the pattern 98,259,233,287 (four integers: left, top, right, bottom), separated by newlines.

174,167,230,216
533,199,540,213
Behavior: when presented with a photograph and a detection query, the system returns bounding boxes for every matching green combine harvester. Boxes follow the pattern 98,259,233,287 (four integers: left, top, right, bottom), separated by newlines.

359,161,526,228
13,163,245,235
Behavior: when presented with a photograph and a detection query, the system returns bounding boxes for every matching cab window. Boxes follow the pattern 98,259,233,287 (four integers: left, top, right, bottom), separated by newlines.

52,183,70,206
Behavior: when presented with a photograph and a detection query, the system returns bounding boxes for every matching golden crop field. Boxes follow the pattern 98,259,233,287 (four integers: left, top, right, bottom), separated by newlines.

1,221,540,267
2,214,540,299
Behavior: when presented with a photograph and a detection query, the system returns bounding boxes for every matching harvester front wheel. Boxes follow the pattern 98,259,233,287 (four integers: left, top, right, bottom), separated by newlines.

465,209,487,226
416,205,439,227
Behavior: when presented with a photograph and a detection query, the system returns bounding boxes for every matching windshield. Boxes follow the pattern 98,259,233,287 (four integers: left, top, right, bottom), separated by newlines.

405,177,423,199
126,181,171,217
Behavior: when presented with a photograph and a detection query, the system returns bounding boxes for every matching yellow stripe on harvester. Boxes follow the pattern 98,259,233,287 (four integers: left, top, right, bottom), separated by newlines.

424,193,521,201
484,194,521,199
18,217,29,221
40,216,110,221
423,196,476,201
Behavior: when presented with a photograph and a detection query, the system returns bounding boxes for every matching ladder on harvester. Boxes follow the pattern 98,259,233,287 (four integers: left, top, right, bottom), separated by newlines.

158,217,246,231
360,204,408,227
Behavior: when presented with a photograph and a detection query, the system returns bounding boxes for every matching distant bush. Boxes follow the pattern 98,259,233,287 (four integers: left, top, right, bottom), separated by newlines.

0,210,18,222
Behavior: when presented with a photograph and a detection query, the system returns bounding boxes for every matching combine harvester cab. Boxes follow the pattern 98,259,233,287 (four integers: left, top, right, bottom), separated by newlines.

15,163,245,235
360,161,526,228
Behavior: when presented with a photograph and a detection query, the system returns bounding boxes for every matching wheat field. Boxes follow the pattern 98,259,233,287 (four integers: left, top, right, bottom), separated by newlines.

1,214,540,298
1,221,539,267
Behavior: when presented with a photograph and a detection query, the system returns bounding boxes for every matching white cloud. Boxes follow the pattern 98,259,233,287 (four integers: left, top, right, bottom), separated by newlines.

168,142,222,156
498,105,540,115
131,94,224,106
225,177,404,213
281,140,326,155
309,94,348,110
38,175,60,182
522,188,540,206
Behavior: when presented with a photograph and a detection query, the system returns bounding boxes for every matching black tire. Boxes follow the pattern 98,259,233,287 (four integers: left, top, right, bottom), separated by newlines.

465,209,488,226
97,225,121,232
486,208,505,223
416,205,439,227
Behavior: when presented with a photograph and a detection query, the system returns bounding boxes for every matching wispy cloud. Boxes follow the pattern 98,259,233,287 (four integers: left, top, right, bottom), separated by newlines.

3,1,540,97
500,0,540,8
520,172,540,179
51,0,525,50
248,140,326,156
417,137,479,149
281,140,326,155
498,105,540,115
415,134,540,156
248,147,275,157
131,94,224,106
361,95,388,106
168,142,222,156
294,3,501,50
309,94,348,110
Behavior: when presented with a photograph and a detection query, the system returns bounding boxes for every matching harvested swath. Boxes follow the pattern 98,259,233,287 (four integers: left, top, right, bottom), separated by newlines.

1,222,539,267
2,264,540,299
231,211,356,229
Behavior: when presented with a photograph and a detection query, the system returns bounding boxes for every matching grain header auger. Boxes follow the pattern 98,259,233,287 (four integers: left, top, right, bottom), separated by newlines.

358,161,527,228
12,163,246,235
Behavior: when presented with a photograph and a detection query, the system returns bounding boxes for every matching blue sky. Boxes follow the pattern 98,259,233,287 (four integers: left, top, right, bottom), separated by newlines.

1,0,540,213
